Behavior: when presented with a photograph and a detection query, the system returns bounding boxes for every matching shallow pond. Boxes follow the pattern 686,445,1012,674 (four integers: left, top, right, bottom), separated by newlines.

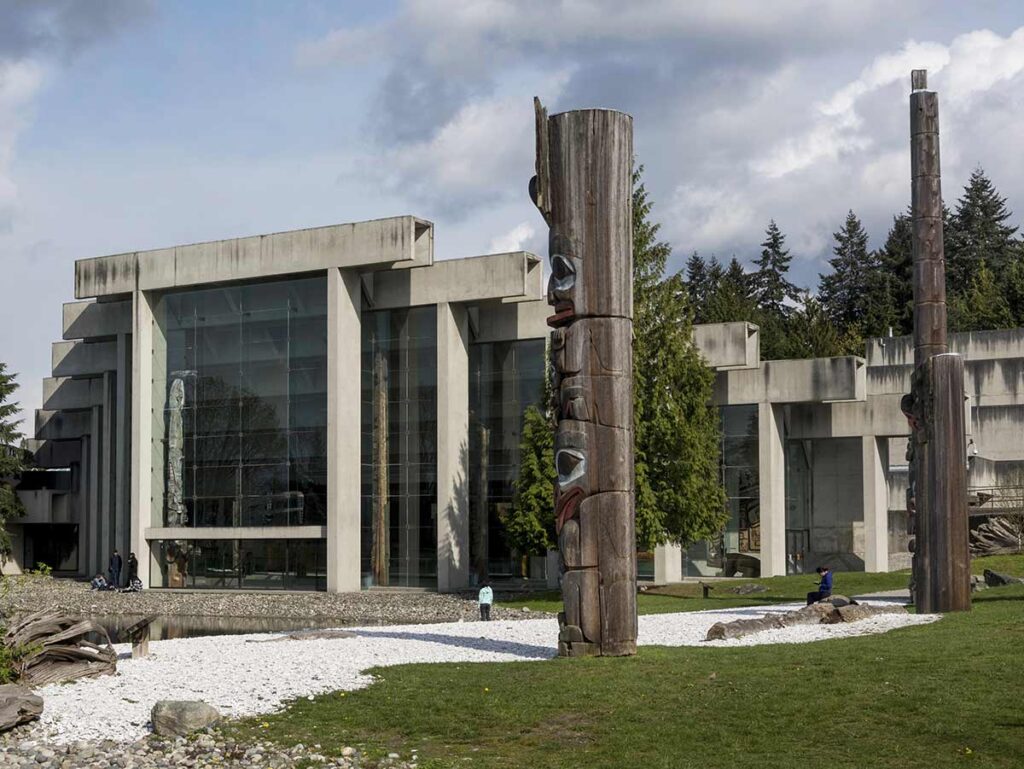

80,614,356,643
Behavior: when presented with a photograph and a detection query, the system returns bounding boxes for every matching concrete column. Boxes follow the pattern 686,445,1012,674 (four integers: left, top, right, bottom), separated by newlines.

862,436,889,572
130,289,154,587
654,543,683,584
83,433,99,576
758,402,787,577
101,372,116,579
436,302,470,592
326,268,362,592
115,333,132,565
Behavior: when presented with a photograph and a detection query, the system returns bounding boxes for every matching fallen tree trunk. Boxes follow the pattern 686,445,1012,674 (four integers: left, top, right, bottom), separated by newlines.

705,603,907,641
4,610,116,687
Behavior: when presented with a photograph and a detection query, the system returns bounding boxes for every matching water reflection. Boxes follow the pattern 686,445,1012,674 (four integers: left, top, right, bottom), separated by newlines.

82,614,361,643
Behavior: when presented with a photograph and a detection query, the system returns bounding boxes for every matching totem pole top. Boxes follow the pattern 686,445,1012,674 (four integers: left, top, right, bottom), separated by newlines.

911,69,929,91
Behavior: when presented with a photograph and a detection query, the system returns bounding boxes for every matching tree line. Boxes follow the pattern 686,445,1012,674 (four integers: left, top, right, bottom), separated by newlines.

686,167,1024,359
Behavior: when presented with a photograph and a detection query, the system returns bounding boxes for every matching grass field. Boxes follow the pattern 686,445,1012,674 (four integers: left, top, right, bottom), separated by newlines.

230,555,1024,769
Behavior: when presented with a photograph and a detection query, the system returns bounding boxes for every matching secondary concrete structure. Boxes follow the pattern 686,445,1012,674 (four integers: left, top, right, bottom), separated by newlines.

11,214,1024,589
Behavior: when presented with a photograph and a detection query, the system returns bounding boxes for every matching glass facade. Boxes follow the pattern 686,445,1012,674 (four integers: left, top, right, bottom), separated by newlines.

154,539,326,590
685,404,761,577
360,306,438,587
150,276,328,590
468,339,546,581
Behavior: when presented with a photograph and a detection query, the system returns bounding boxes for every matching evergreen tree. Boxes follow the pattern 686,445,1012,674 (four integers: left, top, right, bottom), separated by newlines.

752,220,802,318
507,357,556,571
704,258,756,324
1004,259,1024,327
685,252,710,310
787,293,846,358
819,210,871,329
948,168,1020,289
632,167,728,548
0,363,25,562
948,259,1014,333
878,212,913,336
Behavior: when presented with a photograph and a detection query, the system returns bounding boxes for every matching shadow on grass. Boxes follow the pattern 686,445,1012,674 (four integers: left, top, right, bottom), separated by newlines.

351,628,555,659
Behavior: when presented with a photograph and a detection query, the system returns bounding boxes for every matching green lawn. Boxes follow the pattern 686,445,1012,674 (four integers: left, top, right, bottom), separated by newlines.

229,555,1024,769
501,555,1023,615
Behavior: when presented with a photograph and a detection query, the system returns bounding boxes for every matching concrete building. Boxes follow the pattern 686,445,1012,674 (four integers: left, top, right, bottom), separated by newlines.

10,215,1024,589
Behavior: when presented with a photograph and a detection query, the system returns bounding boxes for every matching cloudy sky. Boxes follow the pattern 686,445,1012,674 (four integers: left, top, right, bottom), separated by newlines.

3,0,1024,427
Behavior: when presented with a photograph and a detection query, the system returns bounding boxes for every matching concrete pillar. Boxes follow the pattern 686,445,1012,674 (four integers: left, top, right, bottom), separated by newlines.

862,436,889,572
654,543,683,584
83,433,99,576
758,402,787,577
130,289,154,587
436,302,470,592
115,333,131,565
326,268,362,592
101,372,116,579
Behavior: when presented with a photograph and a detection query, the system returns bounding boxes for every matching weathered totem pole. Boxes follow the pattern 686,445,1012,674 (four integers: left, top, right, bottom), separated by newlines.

903,70,971,613
530,98,638,656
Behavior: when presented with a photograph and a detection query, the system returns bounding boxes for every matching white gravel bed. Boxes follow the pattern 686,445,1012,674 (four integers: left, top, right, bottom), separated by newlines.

21,601,938,746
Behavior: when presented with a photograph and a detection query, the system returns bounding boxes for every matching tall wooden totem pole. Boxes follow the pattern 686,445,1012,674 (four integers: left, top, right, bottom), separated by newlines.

903,70,971,613
530,99,638,657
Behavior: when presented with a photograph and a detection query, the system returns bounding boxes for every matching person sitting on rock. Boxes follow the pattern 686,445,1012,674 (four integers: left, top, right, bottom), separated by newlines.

90,573,109,591
806,566,833,605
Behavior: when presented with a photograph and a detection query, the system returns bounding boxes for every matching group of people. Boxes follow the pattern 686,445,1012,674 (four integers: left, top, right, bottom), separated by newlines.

89,549,143,592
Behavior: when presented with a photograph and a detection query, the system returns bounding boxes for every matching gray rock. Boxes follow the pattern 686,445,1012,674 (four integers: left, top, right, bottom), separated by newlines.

150,701,221,737
729,583,769,595
821,594,857,608
0,685,43,732
983,569,1024,587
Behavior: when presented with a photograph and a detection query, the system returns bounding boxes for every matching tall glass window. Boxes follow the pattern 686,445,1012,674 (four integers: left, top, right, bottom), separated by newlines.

468,339,546,581
151,277,328,531
685,404,761,577
360,306,438,588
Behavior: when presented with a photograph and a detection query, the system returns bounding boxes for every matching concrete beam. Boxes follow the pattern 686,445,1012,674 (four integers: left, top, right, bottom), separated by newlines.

367,252,542,310
35,410,92,441
473,299,549,343
23,439,82,468
713,356,866,406
867,327,1024,366
63,300,131,340
693,322,760,370
42,377,105,411
51,340,118,377
77,216,434,298
144,526,327,540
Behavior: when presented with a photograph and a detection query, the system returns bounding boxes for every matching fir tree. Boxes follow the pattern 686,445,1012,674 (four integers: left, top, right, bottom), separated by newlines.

948,259,1014,333
752,220,802,318
685,252,710,311
948,168,1020,288
878,212,913,336
632,167,728,548
704,257,756,324
788,293,846,358
0,363,25,562
819,210,871,329
507,358,556,572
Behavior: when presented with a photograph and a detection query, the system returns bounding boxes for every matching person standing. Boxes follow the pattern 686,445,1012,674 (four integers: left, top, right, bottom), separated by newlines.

127,552,139,583
478,582,494,621
109,550,123,588
806,566,833,605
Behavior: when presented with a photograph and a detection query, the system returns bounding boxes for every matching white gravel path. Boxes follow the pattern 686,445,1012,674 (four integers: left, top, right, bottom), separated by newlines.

23,602,938,746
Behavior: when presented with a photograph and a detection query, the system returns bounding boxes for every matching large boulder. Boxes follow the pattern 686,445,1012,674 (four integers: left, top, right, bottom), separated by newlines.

151,700,221,737
0,684,43,732
983,569,1024,587
821,595,857,608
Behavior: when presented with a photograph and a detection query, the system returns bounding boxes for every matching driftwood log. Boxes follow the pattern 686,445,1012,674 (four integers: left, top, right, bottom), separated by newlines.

970,514,1024,557
705,603,907,641
4,610,116,687
0,684,43,732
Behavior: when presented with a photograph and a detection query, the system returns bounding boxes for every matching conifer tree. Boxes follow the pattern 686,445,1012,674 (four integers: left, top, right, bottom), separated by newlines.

0,363,25,561
704,258,756,324
632,167,727,549
788,293,845,358
819,210,871,329
685,252,710,310
948,259,1014,333
752,220,802,318
878,212,913,336
507,357,556,571
948,168,1020,288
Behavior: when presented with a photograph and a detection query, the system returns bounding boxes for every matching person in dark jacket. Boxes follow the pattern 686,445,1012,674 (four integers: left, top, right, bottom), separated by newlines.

109,550,123,588
806,566,833,605
126,552,139,583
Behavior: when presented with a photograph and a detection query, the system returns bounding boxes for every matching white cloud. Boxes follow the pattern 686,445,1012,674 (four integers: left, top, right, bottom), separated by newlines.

0,60,46,226
488,222,535,253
